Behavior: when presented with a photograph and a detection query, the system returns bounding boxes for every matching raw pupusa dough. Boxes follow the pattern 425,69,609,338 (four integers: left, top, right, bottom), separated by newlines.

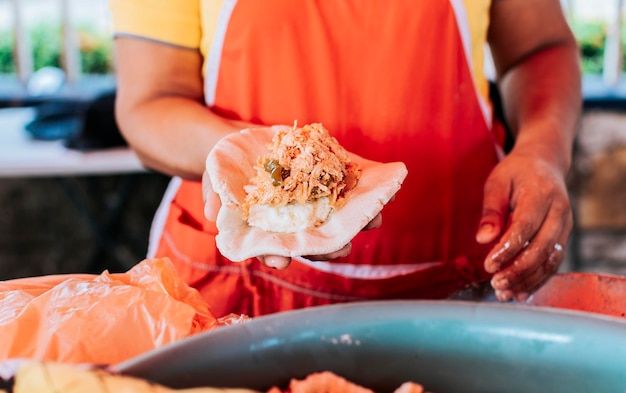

206,125,408,262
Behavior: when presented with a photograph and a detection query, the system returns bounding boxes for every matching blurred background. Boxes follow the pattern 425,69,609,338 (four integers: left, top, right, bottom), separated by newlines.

0,0,625,280
0,0,171,279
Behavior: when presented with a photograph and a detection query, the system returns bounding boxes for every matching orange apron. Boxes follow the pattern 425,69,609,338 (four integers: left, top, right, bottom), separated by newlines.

150,0,505,317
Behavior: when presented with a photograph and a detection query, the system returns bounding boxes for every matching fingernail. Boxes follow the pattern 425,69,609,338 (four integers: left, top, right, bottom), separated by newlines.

476,223,495,243
484,259,500,274
263,256,291,269
515,292,530,302
485,264,496,274
491,277,509,290
496,289,513,302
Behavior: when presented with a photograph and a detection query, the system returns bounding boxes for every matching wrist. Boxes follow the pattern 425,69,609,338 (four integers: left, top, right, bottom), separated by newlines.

509,130,574,177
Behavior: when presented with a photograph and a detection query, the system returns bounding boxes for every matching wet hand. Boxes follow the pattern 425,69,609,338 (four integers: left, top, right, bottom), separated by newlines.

476,150,572,302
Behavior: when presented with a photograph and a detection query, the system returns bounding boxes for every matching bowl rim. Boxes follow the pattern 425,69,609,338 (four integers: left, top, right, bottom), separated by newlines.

114,299,626,372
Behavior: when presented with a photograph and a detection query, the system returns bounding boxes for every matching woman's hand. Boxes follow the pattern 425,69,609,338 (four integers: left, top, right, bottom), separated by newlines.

476,146,573,302
204,168,383,269
258,213,382,269
483,0,581,301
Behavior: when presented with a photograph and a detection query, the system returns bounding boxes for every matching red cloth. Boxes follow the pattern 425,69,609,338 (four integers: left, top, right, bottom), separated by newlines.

153,1,504,317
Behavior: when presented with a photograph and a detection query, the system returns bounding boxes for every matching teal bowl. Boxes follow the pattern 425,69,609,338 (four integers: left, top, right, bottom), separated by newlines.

115,300,626,393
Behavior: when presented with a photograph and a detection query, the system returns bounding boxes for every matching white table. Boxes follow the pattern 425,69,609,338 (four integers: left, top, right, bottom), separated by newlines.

0,106,150,273
0,107,145,177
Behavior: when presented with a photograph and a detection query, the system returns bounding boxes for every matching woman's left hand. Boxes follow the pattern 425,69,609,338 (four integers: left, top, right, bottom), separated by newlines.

258,213,382,269
475,147,573,302
203,170,383,269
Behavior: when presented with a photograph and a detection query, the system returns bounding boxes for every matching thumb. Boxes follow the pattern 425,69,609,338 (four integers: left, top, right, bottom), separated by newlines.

202,171,222,222
476,175,510,244
258,255,292,269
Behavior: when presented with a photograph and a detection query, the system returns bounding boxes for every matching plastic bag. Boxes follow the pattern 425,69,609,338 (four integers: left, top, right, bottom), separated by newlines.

0,258,246,365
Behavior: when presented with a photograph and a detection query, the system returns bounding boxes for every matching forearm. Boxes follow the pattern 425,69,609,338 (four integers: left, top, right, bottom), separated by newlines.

498,37,582,176
117,96,249,179
114,37,255,180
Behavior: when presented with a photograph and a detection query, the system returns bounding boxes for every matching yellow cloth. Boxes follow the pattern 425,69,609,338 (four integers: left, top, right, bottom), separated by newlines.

109,0,492,102
109,0,202,49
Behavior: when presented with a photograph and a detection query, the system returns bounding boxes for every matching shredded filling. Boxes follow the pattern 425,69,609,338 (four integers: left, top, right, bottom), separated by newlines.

243,123,361,226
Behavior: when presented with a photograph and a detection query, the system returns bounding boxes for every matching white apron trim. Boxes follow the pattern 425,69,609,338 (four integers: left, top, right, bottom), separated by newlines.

204,0,238,106
449,0,493,130
449,0,504,161
294,257,445,280
147,176,183,258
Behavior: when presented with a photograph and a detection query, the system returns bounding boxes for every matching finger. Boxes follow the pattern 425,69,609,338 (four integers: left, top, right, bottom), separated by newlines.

202,171,222,221
476,173,511,244
484,189,551,273
491,203,572,301
363,213,382,231
491,200,571,293
204,188,222,222
304,242,352,261
493,241,566,302
201,170,212,201
362,192,395,232
501,227,570,302
512,244,564,302
258,255,292,269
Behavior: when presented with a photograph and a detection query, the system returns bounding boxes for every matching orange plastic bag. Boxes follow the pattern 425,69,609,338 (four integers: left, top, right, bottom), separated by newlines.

0,258,246,365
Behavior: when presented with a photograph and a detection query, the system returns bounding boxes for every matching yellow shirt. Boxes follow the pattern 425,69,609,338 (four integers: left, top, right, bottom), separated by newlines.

109,0,492,104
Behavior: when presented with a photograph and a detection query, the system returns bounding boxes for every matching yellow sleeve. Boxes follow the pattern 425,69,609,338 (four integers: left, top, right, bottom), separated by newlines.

109,0,201,49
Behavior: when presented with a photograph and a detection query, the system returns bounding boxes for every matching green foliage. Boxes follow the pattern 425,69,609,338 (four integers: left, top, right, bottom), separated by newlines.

0,23,113,75
77,24,114,74
570,19,606,74
0,18,623,76
30,23,62,70
0,30,15,73
571,20,606,56
566,18,626,75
